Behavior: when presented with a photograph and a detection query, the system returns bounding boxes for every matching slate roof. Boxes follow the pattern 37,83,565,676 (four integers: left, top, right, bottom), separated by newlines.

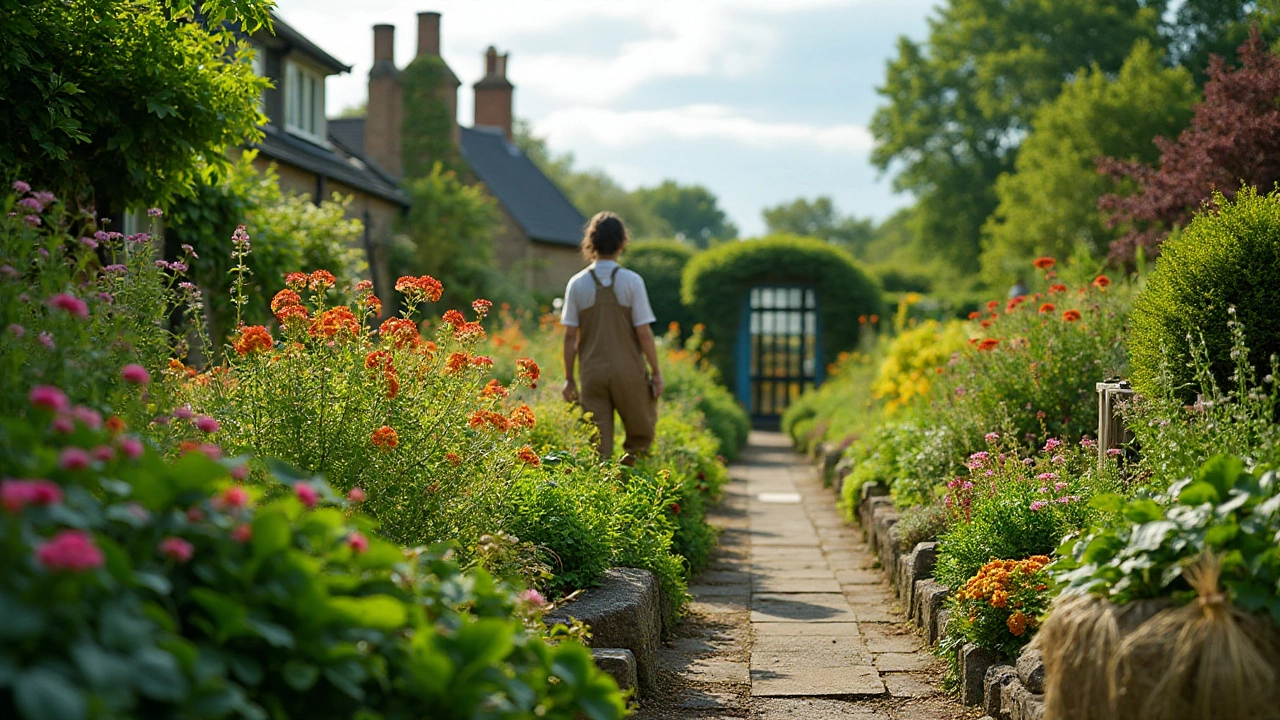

459,126,585,247
328,118,367,156
252,125,407,206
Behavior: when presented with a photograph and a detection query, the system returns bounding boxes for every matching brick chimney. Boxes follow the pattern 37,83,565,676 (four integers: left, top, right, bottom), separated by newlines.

365,23,403,177
474,46,514,140
416,11,461,146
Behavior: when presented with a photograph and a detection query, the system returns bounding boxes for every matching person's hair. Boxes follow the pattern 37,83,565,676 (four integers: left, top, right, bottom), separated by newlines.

581,211,628,260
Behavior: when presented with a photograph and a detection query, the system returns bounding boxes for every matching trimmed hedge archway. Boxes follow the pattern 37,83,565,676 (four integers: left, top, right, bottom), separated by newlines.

682,235,883,412
623,240,696,337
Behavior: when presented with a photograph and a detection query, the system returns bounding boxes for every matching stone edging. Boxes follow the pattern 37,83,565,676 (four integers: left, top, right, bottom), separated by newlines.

829,456,1047,720
544,567,662,697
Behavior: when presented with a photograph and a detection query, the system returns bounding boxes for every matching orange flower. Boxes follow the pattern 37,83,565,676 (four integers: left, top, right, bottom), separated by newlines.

470,355,494,368
1033,257,1056,269
310,306,360,340
1007,611,1029,636
445,452,461,466
270,289,302,314
510,404,536,429
442,309,466,327
1006,296,1025,314
275,304,310,327
1062,309,1082,322
978,338,999,351
445,352,470,374
365,350,392,370
284,272,308,290
105,416,126,434
869,314,879,324
1049,283,1067,293
482,379,508,398
858,315,867,324
472,299,492,317
355,279,374,294
363,295,383,317
308,269,336,291
968,311,981,320
516,358,541,384
517,446,541,467
1038,303,1055,314
385,369,400,400
379,317,421,349
455,321,486,341
395,275,443,303
1092,274,1111,289
980,319,993,328
234,325,274,356
987,300,999,311
371,425,398,450
468,410,510,432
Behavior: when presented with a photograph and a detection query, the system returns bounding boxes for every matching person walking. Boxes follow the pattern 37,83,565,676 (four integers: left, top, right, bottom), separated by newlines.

560,212,663,464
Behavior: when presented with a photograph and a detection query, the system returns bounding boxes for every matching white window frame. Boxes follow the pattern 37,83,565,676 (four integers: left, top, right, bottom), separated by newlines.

284,59,326,143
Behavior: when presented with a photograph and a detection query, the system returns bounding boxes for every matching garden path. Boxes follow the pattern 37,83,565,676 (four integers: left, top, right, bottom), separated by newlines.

636,432,970,719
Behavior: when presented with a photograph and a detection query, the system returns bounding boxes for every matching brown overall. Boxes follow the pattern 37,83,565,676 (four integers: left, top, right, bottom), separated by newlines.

578,266,657,459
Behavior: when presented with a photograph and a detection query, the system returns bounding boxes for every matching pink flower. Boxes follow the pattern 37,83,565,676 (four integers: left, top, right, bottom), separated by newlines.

24,215,41,227
230,465,249,481
12,180,30,194
72,406,102,430
35,529,105,572
347,487,366,503
1079,437,1098,449
19,198,41,211
59,447,91,471
295,483,319,508
984,432,1000,443
1051,455,1065,465
347,532,369,553
195,416,219,434
1022,458,1034,466
48,293,89,319
118,437,144,459
172,405,194,421
965,451,990,469
91,445,115,463
231,524,253,544
1029,501,1047,512
159,537,194,563
51,416,75,434
1036,472,1059,482
147,208,163,218
186,507,204,523
29,385,69,413
1043,438,1062,452
219,486,249,509
121,364,150,385
37,331,54,349
1,479,63,513
521,589,546,607
7,323,23,337
1106,448,1123,458
1054,482,1068,491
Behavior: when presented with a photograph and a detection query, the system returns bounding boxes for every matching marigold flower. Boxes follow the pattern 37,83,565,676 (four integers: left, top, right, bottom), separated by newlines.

516,358,541,384
1038,303,1055,314
310,306,361,340
482,379,508,398
1092,275,1111,289
308,269,336,291
270,289,302,314
35,529,104,572
284,272,308,290
1033,257,1056,269
275,304,310,327
379,317,421,349
1007,611,1029,636
472,299,492,317
977,338,999,352
371,425,399,450
1061,309,1082,322
517,446,541,467
445,352,470,374
234,325,273,356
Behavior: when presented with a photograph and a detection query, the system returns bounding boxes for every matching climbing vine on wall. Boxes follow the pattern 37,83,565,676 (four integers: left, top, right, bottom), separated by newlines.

401,55,459,179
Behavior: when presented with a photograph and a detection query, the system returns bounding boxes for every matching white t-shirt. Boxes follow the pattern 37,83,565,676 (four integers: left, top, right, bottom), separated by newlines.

560,260,657,328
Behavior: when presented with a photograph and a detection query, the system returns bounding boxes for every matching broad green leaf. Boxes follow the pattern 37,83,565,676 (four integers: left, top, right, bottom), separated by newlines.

329,596,407,631
1122,498,1162,523
252,510,292,559
1204,521,1239,548
1129,520,1178,552
245,617,295,649
15,668,87,720
132,647,188,701
1195,455,1244,500
282,660,320,691
1088,493,1124,513
1178,482,1220,506
0,593,45,640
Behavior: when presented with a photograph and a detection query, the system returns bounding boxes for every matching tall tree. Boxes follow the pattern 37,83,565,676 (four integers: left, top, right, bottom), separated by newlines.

1100,33,1280,263
0,0,271,211
981,41,1197,284
870,0,1164,274
761,196,874,253
1165,0,1280,78
632,181,737,248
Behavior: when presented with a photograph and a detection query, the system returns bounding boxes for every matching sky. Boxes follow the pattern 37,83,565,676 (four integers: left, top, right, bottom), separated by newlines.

273,0,936,237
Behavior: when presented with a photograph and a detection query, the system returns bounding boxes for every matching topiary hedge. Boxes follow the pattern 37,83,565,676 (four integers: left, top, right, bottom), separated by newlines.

623,240,695,335
1129,186,1280,401
681,235,883,392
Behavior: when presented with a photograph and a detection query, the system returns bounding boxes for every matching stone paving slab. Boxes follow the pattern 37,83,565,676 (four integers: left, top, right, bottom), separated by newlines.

752,593,859,623
753,576,843,594
751,665,885,697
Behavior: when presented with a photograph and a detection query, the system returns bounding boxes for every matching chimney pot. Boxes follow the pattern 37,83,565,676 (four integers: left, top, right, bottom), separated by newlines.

417,12,441,57
373,24,395,63
485,46,498,76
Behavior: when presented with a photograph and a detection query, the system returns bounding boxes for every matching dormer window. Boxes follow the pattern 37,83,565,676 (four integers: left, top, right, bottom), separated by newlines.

285,59,326,142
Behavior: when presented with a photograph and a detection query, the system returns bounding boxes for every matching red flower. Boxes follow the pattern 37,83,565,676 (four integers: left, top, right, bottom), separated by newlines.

1062,309,1082,322
395,275,444,303
517,446,541,467
270,289,302,314
445,352,470,374
510,404,536,429
1038,303,1055,314
105,416,125,434
371,425,399,450
470,355,494,368
1033,257,1056,269
442,309,467,327
231,524,253,543
980,319,993,328
1,479,63,513
1092,275,1111,289
858,315,867,324
355,280,374,294
968,311,980,320
445,452,461,466
1006,296,1025,314
365,350,392,370
379,317,421,349
455,321,486,341
516,358,541,384
35,529,104,572
1049,283,1067,293
869,314,879,324
468,411,510,432
347,532,369,553
275,304,310,327
234,325,273,356
310,306,361,340
669,503,681,515
284,272,308,290
296,482,320,507
987,300,999,311
978,338,1000,351
472,299,492,317
308,269,336,291
363,295,383,316
482,379,508,398
159,537,194,563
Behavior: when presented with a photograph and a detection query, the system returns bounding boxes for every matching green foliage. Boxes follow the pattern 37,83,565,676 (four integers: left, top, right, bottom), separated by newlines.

1166,0,1280,79
895,503,951,548
760,196,875,255
870,0,1164,273
504,470,618,596
0,0,270,211
783,351,879,454
401,55,460,177
949,556,1053,659
682,235,884,391
623,240,696,338
167,153,365,342
1128,187,1280,404
632,181,737,248
980,41,1197,287
1054,456,1280,622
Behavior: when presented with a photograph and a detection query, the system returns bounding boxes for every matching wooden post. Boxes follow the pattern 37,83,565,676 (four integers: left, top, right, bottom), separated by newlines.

1096,379,1134,467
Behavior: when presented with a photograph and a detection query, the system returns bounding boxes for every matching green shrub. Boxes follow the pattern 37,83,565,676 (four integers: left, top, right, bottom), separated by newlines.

505,470,618,596
624,239,696,337
895,502,951,548
1129,186,1280,402
682,234,884,390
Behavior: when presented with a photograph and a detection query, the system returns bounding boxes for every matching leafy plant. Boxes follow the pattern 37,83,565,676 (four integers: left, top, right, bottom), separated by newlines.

949,556,1053,659
622,240,695,339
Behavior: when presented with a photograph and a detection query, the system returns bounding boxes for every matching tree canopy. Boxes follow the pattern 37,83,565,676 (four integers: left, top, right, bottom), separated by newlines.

980,41,1197,285
632,181,737,248
0,0,271,211
870,0,1165,274
761,196,874,254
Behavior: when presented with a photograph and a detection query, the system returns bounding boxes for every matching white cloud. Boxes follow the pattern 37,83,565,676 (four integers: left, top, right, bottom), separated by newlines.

534,104,873,155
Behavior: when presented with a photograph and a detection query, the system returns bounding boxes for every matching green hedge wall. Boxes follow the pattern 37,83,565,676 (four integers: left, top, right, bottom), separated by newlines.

681,235,884,391
624,240,695,334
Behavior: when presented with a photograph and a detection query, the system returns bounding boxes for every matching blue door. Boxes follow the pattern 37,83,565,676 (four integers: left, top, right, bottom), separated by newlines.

735,286,822,421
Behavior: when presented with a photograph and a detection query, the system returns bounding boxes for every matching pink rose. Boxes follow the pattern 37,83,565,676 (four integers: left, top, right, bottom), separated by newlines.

347,532,368,553
195,416,219,434
35,530,104,572
59,447,91,471
295,483,319,508
29,385,69,413
159,537,194,563
120,364,150,385
347,487,367,503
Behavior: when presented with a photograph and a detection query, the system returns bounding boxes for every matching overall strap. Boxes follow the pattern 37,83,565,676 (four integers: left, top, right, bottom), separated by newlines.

609,266,620,285
589,267,605,288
